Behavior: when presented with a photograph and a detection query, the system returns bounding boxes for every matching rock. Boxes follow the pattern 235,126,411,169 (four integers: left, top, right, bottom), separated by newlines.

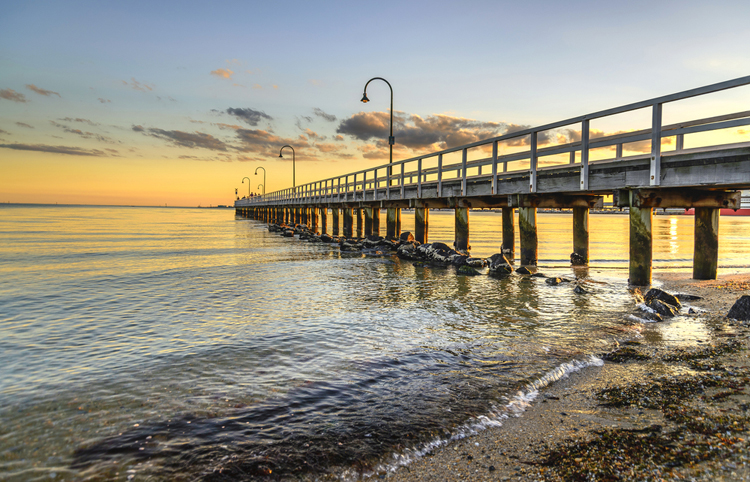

451,255,469,267
396,243,420,260
530,272,547,278
647,298,679,318
573,284,587,294
457,265,481,276
466,257,486,268
320,234,334,243
676,293,703,301
644,288,681,309
570,252,586,266
727,295,750,321
282,229,295,237
516,266,532,275
546,277,571,285
399,231,415,243
487,253,513,275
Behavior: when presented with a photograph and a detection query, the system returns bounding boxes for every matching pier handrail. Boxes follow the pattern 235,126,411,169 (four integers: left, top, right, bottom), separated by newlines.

241,75,750,206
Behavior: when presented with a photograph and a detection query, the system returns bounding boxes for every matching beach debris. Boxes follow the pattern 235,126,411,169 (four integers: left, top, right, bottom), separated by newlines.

727,295,750,321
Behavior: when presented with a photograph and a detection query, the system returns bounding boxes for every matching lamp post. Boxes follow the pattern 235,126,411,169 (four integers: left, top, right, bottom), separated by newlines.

257,184,264,194
241,177,251,197
361,77,394,170
279,145,295,188
255,166,266,196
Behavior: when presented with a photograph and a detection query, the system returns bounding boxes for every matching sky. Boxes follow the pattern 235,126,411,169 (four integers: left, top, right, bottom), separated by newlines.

1,0,750,206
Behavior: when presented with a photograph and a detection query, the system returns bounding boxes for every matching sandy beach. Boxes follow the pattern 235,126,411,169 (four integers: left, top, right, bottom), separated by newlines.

369,273,750,482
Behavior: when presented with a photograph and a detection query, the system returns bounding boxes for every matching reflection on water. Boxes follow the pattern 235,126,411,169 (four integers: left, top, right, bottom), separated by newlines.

0,205,748,480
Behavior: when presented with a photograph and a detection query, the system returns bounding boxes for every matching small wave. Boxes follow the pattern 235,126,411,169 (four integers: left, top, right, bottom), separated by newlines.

347,355,604,480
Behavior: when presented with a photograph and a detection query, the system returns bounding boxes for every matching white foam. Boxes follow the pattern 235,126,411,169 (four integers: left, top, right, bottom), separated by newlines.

341,354,604,480
627,314,660,324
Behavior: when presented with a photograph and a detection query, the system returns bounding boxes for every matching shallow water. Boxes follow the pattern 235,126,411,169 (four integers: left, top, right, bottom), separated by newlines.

0,205,748,481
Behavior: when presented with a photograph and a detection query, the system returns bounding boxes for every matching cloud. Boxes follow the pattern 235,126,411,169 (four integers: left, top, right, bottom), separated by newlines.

59,117,98,126
136,126,229,151
215,123,242,130
337,112,505,151
211,68,234,79
1,88,28,103
122,78,154,92
0,143,113,156
272,84,279,90
225,107,273,126
334,135,344,141
98,98,111,103
26,84,61,97
252,84,262,90
50,120,116,143
313,108,336,122
16,122,34,128
0,128,8,135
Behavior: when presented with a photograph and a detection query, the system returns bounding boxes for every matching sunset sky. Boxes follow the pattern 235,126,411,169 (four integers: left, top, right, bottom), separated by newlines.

2,0,750,206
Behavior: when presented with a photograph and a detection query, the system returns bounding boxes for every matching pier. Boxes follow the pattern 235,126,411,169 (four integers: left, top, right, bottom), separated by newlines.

236,76,750,285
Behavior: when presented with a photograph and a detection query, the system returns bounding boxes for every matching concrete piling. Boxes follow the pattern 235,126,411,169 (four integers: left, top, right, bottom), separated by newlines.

502,207,515,261
386,208,401,239
415,207,429,244
332,208,340,235
320,207,328,234
356,208,363,239
372,208,380,237
629,206,653,286
572,207,589,264
518,207,538,266
343,208,353,239
454,207,469,253
364,208,373,237
693,207,719,280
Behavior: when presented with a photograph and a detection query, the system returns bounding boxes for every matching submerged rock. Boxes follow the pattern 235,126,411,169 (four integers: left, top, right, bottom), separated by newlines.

545,277,571,286
487,253,513,276
727,295,750,321
457,265,481,276
516,266,532,275
573,284,588,294
465,257,486,268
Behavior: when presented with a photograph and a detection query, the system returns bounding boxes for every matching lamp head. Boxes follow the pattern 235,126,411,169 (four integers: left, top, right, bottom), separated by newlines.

361,93,369,103
279,153,283,158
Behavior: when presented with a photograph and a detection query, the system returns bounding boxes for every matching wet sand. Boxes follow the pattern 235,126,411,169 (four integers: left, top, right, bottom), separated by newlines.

377,273,750,482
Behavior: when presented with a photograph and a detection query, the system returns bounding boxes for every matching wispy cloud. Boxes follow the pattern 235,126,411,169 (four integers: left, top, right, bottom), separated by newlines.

98,98,111,103
133,126,229,151
313,108,336,122
58,117,98,126
211,68,234,79
122,78,155,92
224,107,273,126
0,128,9,136
26,84,61,97
50,120,116,143
0,143,115,156
0,88,28,103
15,122,34,128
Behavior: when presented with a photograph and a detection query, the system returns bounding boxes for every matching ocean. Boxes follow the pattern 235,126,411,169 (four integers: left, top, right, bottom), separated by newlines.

1,205,749,481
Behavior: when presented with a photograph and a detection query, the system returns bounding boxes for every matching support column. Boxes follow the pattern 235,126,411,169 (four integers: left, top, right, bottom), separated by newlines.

693,207,719,280
343,208,353,239
285,208,290,225
332,208,340,236
310,207,319,233
355,208,363,239
629,206,652,286
572,207,589,264
518,207,538,266
320,207,328,235
502,207,515,261
454,207,469,253
364,208,373,237
386,208,401,239
372,208,381,237
415,207,429,244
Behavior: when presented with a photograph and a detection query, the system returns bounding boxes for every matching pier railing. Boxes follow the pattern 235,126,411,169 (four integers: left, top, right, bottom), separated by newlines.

239,75,750,207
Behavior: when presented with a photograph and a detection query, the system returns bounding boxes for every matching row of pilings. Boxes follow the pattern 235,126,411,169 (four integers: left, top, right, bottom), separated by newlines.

236,188,741,285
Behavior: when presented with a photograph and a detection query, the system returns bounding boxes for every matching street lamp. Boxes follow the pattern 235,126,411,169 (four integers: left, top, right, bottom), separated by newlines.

362,77,394,169
279,145,295,188
241,176,251,197
255,166,266,196
257,184,264,194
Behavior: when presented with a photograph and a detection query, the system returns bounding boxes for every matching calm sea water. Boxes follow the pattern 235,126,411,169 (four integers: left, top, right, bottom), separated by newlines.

1,205,749,481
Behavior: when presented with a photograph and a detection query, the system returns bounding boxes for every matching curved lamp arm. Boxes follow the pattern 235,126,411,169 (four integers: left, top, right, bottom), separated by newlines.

279,145,296,188
254,167,266,196
362,77,394,164
241,176,251,197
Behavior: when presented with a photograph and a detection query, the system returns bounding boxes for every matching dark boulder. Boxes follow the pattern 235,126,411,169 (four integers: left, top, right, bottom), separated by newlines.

320,234,334,243
644,288,681,309
516,266,532,275
282,229,295,237
545,277,571,286
676,293,703,301
727,295,750,321
573,284,588,294
399,231,415,243
570,252,586,266
466,257,487,268
487,253,513,275
451,255,469,267
647,298,679,318
396,243,420,260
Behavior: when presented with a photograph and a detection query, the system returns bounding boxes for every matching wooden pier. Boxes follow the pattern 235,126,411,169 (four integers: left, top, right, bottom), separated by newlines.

236,76,750,285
